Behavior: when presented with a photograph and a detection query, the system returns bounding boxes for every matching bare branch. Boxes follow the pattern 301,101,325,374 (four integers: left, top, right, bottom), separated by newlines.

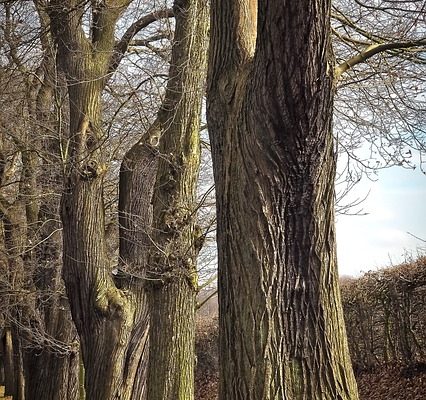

407,232,426,243
109,8,174,74
197,289,217,310
336,39,426,79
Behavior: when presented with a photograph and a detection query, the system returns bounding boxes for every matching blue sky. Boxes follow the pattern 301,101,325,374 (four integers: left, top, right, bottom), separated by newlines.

336,164,426,276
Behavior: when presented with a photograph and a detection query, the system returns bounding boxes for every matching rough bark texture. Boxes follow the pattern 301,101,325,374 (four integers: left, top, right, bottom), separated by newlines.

146,1,209,399
207,1,359,399
23,12,80,397
47,2,150,399
117,122,160,398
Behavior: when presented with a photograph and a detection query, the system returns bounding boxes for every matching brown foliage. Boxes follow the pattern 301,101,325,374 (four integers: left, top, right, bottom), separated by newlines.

341,256,426,369
195,316,218,400
195,257,426,399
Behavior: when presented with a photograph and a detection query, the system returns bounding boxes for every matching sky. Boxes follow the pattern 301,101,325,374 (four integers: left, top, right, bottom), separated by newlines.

336,164,426,277
197,146,426,281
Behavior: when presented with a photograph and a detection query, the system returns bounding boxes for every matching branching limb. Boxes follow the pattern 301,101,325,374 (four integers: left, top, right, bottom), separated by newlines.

335,39,426,79
109,8,174,74
196,289,217,310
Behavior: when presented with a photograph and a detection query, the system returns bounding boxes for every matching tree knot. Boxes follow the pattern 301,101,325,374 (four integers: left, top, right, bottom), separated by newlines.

80,159,107,180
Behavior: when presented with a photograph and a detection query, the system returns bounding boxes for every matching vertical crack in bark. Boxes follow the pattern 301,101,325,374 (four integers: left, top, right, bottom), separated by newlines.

208,1,359,398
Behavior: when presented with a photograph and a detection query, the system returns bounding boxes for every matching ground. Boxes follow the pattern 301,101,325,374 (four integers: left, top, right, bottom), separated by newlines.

356,362,426,400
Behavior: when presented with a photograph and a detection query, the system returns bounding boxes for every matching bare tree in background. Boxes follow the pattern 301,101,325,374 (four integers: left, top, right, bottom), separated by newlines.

0,2,79,398
332,0,426,212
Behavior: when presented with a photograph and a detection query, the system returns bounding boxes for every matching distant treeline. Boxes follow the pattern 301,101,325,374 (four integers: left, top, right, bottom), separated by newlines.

341,256,426,370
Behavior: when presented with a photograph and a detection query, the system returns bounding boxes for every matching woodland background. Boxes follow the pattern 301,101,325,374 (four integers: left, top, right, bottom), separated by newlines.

0,0,425,399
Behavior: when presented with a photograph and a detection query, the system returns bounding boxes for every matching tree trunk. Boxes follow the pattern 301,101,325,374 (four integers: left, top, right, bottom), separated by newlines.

47,2,151,398
146,1,208,399
117,122,160,399
23,21,80,398
207,1,359,399
1,204,26,400
24,344,79,400
23,210,79,400
60,70,148,400
2,328,18,399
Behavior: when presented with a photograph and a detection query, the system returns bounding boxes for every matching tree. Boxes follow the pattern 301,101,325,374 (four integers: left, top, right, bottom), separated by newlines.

331,0,426,209
208,0,425,398
1,0,208,397
44,0,210,398
144,0,208,398
207,1,359,398
45,1,172,398
0,2,79,399
118,1,208,398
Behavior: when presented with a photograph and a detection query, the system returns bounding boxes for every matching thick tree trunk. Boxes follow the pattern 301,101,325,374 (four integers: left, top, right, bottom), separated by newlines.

60,77,148,400
208,1,359,399
147,281,196,399
24,345,79,400
46,2,150,398
146,1,208,399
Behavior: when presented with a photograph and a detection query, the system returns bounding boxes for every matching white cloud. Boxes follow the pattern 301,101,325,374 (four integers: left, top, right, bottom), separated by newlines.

336,165,426,276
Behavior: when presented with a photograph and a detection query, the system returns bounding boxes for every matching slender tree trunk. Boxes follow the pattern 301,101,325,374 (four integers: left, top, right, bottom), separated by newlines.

3,328,17,399
1,207,25,400
117,120,162,398
207,1,359,399
2,327,25,400
23,24,80,398
146,1,208,399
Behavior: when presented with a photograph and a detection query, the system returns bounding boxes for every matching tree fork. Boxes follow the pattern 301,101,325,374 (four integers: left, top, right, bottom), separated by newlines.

46,1,155,398
208,1,359,399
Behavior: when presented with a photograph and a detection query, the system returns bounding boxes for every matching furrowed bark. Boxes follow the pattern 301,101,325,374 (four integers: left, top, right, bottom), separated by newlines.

117,121,161,398
22,12,80,396
208,1,359,399
146,1,209,399
47,2,152,398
